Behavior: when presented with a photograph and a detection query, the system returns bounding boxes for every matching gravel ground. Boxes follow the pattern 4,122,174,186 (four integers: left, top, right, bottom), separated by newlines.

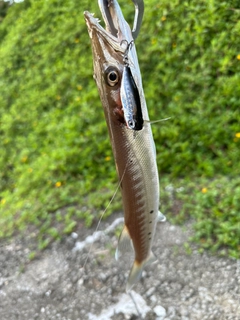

0,213,239,320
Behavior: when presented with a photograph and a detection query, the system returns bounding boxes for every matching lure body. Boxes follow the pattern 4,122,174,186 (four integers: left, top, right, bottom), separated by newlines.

121,64,143,130
84,0,164,291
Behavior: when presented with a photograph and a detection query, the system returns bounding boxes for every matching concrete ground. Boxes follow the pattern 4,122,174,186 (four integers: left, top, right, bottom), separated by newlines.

0,213,239,320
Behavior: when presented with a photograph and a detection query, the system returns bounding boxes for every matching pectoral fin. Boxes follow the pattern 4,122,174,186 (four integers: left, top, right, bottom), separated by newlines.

144,117,171,125
158,210,166,222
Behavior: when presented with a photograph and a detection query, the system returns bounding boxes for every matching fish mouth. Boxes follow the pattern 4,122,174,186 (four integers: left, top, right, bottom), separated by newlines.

84,0,120,39
83,11,106,39
84,11,123,49
84,0,132,47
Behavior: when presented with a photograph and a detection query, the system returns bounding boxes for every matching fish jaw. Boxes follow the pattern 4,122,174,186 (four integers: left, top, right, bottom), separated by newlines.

84,11,126,126
84,11,124,72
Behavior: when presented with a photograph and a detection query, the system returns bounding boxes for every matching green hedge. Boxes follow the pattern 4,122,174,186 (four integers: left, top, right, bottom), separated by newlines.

0,0,239,256
139,1,240,176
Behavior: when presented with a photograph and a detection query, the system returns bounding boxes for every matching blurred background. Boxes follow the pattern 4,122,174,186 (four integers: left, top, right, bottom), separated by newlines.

0,0,239,258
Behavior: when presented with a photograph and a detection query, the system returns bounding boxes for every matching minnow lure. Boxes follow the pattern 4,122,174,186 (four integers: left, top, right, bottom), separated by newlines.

84,0,165,291
120,40,143,130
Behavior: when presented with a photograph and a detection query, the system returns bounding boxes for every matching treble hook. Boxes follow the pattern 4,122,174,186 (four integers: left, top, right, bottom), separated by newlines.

131,0,144,40
121,40,134,65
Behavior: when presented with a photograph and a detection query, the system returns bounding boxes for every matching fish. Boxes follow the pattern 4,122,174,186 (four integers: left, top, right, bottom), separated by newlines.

84,0,165,292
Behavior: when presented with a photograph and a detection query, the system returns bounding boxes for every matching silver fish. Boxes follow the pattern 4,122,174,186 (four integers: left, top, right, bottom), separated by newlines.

84,0,165,291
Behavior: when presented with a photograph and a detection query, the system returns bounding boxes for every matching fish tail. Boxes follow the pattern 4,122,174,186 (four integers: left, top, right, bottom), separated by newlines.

126,251,157,292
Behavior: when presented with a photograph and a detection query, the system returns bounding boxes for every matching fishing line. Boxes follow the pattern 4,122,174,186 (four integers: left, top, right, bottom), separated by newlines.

82,161,128,270
129,290,143,320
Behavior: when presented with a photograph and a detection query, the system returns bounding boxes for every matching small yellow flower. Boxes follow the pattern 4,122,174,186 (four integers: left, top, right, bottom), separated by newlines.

201,187,208,193
77,85,83,91
105,156,111,161
28,168,33,173
237,54,240,60
21,156,28,163
161,16,167,21
75,97,81,102
151,38,157,45
1,199,6,205
55,181,62,188
235,132,240,138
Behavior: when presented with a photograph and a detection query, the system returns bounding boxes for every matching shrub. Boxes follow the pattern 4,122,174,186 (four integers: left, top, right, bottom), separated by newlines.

0,0,239,257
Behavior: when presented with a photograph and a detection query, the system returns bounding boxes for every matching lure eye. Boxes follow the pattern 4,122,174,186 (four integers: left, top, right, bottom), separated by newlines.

128,119,135,129
105,67,120,87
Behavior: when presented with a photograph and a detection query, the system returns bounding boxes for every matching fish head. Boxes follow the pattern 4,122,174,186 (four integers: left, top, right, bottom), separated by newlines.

84,0,146,129
84,9,128,125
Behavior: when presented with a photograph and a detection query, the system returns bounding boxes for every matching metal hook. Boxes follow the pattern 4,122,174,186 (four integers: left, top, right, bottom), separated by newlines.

107,0,144,39
99,0,144,40
131,0,144,40
121,40,134,65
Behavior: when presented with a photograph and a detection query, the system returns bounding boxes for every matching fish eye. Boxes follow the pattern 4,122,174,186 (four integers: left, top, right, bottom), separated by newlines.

105,67,120,87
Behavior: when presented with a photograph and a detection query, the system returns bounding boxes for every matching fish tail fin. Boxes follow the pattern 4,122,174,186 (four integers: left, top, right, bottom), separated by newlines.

126,251,157,292
126,260,143,293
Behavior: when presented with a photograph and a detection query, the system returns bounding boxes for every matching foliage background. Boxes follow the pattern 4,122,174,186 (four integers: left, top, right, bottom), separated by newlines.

0,0,239,257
